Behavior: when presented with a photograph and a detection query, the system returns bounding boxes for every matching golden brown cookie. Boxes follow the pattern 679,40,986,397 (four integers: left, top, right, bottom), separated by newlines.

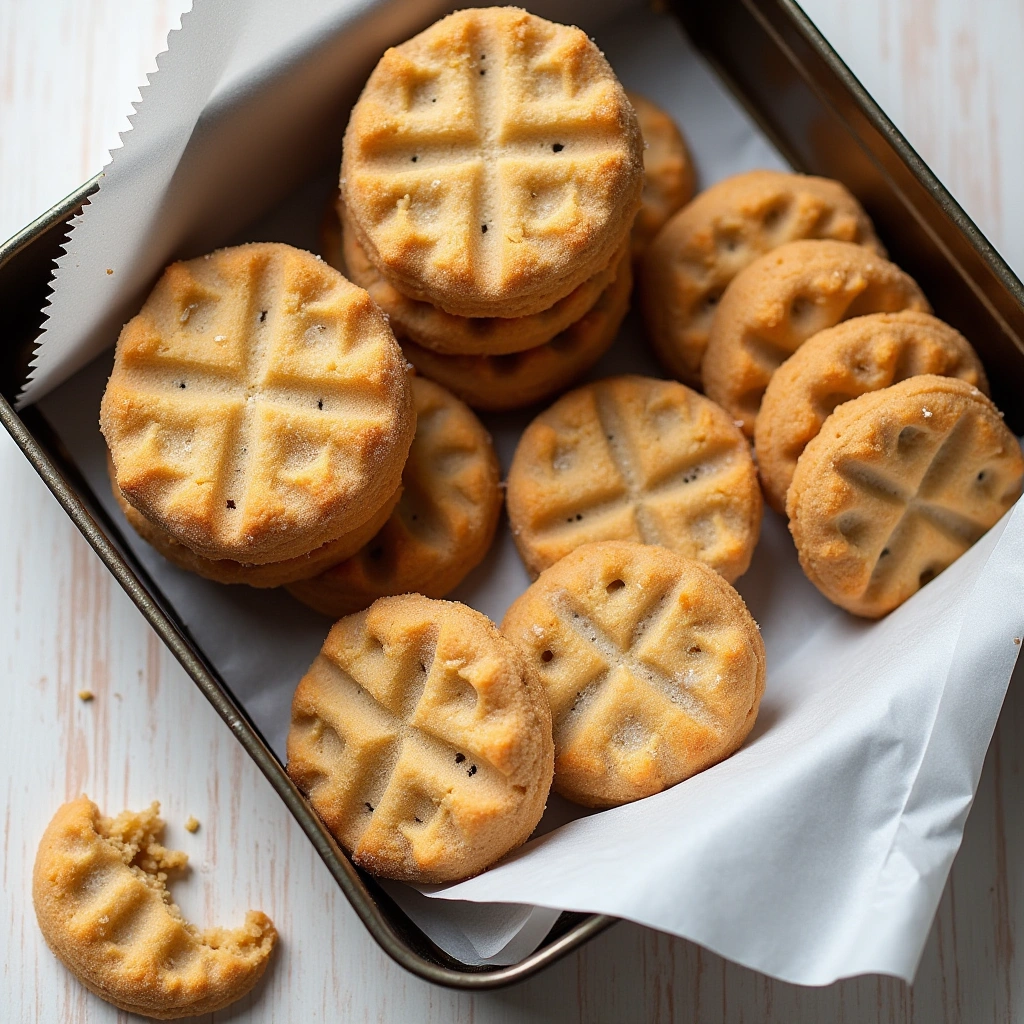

506,375,762,581
755,311,988,512
110,457,402,588
400,249,632,412
626,92,696,259
33,797,276,1019
287,377,502,616
287,595,554,883
640,170,884,387
341,7,644,318
502,541,765,807
702,239,929,435
787,375,1023,618
100,242,415,565
329,197,625,356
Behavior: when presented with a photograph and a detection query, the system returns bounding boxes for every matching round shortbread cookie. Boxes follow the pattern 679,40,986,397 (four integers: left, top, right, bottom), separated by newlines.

400,248,632,412
326,197,625,356
110,459,402,588
287,595,554,883
502,541,766,807
506,375,762,581
287,377,502,617
33,797,276,1019
702,239,929,435
755,311,988,512
626,91,695,259
100,242,416,565
787,375,1024,618
640,169,884,387
341,7,644,318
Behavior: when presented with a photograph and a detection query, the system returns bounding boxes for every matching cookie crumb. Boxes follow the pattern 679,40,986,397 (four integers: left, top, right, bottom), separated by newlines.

77,690,94,702
184,816,200,833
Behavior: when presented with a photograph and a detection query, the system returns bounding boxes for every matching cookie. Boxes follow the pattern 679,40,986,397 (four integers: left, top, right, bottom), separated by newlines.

626,91,695,259
702,239,929,435
502,541,765,807
506,375,761,581
400,248,632,411
640,169,884,386
330,197,625,356
33,797,276,1019
755,311,988,512
110,456,402,587
787,375,1024,618
100,242,415,564
341,7,644,318
287,377,502,616
286,595,554,883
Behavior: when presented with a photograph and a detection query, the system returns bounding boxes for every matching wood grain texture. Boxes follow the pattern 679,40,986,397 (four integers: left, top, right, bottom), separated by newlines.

1,0,1022,1020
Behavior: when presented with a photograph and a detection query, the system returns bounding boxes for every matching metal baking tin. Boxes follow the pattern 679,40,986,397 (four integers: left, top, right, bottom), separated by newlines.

3,0,1023,989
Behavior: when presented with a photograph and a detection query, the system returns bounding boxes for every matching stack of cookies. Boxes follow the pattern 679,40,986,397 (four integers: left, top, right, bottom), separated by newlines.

328,7,647,412
101,242,416,588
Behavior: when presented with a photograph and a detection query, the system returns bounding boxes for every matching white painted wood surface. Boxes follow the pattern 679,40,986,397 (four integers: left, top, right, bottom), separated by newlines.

2,0,1022,1019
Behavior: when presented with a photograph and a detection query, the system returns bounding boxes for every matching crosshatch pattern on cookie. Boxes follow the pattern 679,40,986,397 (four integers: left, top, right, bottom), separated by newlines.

502,542,765,807
101,244,413,564
343,8,642,316
287,597,552,883
788,376,1024,617
506,376,761,581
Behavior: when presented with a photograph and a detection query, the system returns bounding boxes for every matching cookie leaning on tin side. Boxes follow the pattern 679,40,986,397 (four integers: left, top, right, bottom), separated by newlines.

287,595,553,883
506,375,761,581
502,541,766,808
101,242,415,565
401,248,632,412
702,239,929,435
33,797,276,1019
287,377,502,617
755,311,988,513
342,7,644,318
787,375,1024,618
640,169,883,387
332,198,625,356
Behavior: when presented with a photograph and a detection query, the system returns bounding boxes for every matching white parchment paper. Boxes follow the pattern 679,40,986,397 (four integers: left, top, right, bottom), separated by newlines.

23,0,1024,983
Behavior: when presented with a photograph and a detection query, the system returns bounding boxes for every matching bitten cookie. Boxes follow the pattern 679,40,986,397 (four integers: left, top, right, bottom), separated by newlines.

287,377,502,617
341,7,644,318
702,239,929,434
332,198,624,356
110,457,402,588
100,242,415,564
506,375,761,580
502,541,766,807
401,249,632,411
640,169,883,386
626,91,695,259
33,797,276,1019
787,375,1024,618
755,311,988,512
287,595,554,883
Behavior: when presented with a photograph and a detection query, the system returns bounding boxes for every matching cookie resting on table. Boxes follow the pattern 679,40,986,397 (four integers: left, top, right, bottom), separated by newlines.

33,797,276,1020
